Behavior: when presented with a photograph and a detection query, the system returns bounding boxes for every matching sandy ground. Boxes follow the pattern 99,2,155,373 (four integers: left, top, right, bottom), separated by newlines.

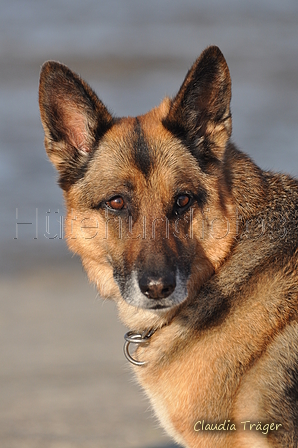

0,260,176,448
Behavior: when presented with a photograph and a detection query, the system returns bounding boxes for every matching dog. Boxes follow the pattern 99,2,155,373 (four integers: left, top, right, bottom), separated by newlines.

39,46,298,447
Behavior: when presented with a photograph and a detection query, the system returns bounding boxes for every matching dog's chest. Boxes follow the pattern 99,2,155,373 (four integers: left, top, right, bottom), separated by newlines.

134,331,236,447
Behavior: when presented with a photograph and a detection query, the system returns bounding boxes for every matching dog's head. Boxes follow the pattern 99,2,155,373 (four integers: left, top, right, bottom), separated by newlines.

39,46,236,328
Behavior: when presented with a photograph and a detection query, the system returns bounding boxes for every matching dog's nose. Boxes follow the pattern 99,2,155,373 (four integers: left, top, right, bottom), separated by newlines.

139,272,176,299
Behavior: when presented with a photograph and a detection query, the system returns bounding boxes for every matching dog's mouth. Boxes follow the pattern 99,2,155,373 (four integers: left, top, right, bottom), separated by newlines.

116,270,189,311
143,302,175,312
149,304,170,310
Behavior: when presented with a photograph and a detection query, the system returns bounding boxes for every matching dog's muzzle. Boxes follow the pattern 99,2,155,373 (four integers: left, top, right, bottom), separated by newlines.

138,271,176,299
118,270,188,310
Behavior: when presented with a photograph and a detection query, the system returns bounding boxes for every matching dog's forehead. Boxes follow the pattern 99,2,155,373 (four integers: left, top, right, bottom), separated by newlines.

89,100,201,188
86,128,202,200
75,99,206,210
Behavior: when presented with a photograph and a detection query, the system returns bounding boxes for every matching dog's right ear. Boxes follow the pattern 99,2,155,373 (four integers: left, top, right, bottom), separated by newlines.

39,61,113,189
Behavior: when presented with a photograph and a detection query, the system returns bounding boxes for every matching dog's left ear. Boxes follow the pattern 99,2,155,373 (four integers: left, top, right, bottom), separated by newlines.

163,46,232,161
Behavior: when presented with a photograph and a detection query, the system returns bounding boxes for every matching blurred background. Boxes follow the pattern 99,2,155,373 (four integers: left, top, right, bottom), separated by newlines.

1,1,298,447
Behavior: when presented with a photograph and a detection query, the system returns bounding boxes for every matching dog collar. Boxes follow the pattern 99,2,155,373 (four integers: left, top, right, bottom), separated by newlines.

123,328,156,366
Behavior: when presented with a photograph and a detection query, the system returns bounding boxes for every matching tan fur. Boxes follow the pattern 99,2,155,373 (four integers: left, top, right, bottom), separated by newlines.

39,46,298,447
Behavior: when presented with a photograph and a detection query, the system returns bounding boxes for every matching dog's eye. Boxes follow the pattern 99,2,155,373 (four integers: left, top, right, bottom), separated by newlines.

174,194,192,215
176,194,191,208
106,196,125,210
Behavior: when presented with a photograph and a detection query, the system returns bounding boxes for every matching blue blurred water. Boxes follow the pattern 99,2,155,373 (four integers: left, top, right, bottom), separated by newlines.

1,0,298,270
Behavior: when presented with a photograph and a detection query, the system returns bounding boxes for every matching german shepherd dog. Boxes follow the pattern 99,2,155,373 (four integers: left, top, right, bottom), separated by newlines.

39,46,298,447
